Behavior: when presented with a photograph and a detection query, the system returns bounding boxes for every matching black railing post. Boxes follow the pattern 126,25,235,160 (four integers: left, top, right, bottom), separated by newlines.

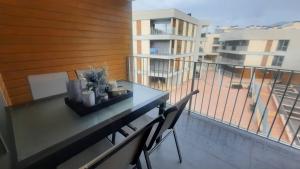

188,62,197,115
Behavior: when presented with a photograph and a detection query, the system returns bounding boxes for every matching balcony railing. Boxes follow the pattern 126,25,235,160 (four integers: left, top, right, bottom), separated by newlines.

151,27,175,35
150,48,172,55
128,56,300,149
222,45,248,51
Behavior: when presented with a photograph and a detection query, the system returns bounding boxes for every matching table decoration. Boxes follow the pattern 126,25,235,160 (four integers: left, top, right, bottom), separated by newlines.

65,67,133,116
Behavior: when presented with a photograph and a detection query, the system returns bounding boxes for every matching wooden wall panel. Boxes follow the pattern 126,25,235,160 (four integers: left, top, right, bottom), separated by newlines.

136,20,141,36
0,0,132,105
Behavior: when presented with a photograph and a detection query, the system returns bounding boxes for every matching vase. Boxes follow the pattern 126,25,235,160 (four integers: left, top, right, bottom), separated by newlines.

82,91,95,107
66,80,82,102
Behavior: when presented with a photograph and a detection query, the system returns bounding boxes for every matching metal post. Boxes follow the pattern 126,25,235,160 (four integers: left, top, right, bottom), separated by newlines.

188,62,197,114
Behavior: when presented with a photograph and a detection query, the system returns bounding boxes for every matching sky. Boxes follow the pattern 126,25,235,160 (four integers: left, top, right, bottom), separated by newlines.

133,0,300,28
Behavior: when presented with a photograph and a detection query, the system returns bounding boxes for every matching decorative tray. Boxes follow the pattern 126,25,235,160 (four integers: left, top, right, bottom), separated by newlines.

65,90,133,116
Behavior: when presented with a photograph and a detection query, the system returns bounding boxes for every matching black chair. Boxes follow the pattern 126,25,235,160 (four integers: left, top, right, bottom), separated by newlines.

57,116,164,169
121,90,199,169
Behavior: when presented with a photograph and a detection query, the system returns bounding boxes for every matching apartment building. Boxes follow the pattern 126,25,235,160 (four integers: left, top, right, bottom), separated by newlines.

131,9,208,86
217,21,300,71
199,33,220,62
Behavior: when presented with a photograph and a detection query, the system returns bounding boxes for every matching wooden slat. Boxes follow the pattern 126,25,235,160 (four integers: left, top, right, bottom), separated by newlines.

0,0,132,105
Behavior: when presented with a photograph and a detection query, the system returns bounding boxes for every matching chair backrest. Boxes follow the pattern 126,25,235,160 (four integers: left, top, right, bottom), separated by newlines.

80,116,164,169
147,90,199,149
28,72,69,100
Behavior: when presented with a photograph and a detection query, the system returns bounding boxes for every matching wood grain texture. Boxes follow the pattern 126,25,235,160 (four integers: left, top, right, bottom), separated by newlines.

0,0,132,105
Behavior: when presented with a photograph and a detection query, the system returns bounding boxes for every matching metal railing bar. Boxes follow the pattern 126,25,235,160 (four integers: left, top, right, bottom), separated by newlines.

197,60,300,73
186,60,192,97
142,57,145,85
199,63,210,115
267,71,294,138
221,70,234,122
193,62,202,112
213,68,225,119
278,92,300,141
206,65,218,116
152,59,156,89
237,68,257,127
246,69,267,131
131,56,300,73
132,56,300,74
180,59,186,100
147,58,151,88
256,70,280,134
162,59,165,91
166,60,170,92
170,60,175,105
188,62,197,114
229,67,245,125
174,59,180,103
290,125,300,146
158,60,162,89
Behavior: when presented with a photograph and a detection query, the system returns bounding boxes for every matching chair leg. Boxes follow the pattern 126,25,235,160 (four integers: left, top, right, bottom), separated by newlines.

172,129,182,163
135,159,142,169
112,133,116,145
144,150,152,169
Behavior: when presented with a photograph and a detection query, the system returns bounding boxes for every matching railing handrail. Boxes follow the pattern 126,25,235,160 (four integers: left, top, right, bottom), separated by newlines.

129,56,300,73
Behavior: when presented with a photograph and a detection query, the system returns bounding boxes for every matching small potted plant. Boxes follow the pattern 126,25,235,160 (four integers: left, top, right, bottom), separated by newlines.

84,67,109,103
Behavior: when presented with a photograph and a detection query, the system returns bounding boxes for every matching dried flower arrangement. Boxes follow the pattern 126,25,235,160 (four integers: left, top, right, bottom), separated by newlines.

83,67,109,99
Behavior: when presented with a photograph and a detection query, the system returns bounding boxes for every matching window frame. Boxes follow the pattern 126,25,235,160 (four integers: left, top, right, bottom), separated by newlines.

277,40,289,51
272,55,285,67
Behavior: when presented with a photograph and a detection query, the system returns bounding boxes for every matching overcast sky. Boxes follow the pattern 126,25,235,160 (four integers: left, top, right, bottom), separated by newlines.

133,0,300,28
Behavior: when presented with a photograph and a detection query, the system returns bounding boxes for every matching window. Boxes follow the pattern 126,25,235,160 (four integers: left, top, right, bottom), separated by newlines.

213,38,219,44
277,40,289,51
212,46,218,53
272,55,284,66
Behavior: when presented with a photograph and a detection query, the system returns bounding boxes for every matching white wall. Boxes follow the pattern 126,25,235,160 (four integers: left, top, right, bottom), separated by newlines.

248,40,266,52
132,40,137,54
132,21,137,36
244,55,262,66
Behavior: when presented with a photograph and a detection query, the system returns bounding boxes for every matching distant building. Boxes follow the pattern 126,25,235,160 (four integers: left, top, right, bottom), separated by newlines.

218,21,300,70
131,9,209,86
199,33,220,62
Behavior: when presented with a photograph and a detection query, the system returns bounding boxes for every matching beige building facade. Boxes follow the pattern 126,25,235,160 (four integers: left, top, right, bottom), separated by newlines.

218,22,300,71
199,33,220,62
131,9,208,86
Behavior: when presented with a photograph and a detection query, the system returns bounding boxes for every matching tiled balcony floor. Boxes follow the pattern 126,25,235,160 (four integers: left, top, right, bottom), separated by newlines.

120,110,300,169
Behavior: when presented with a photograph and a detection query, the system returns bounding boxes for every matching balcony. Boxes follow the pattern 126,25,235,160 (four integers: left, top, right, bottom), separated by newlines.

1,1,300,168
150,48,177,55
151,27,175,35
130,56,300,148
222,45,249,51
150,19,174,35
128,56,300,168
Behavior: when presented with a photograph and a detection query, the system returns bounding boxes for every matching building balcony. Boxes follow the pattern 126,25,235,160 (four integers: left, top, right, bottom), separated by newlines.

151,27,175,35
222,45,249,51
130,56,300,149
150,47,174,55
128,56,300,168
